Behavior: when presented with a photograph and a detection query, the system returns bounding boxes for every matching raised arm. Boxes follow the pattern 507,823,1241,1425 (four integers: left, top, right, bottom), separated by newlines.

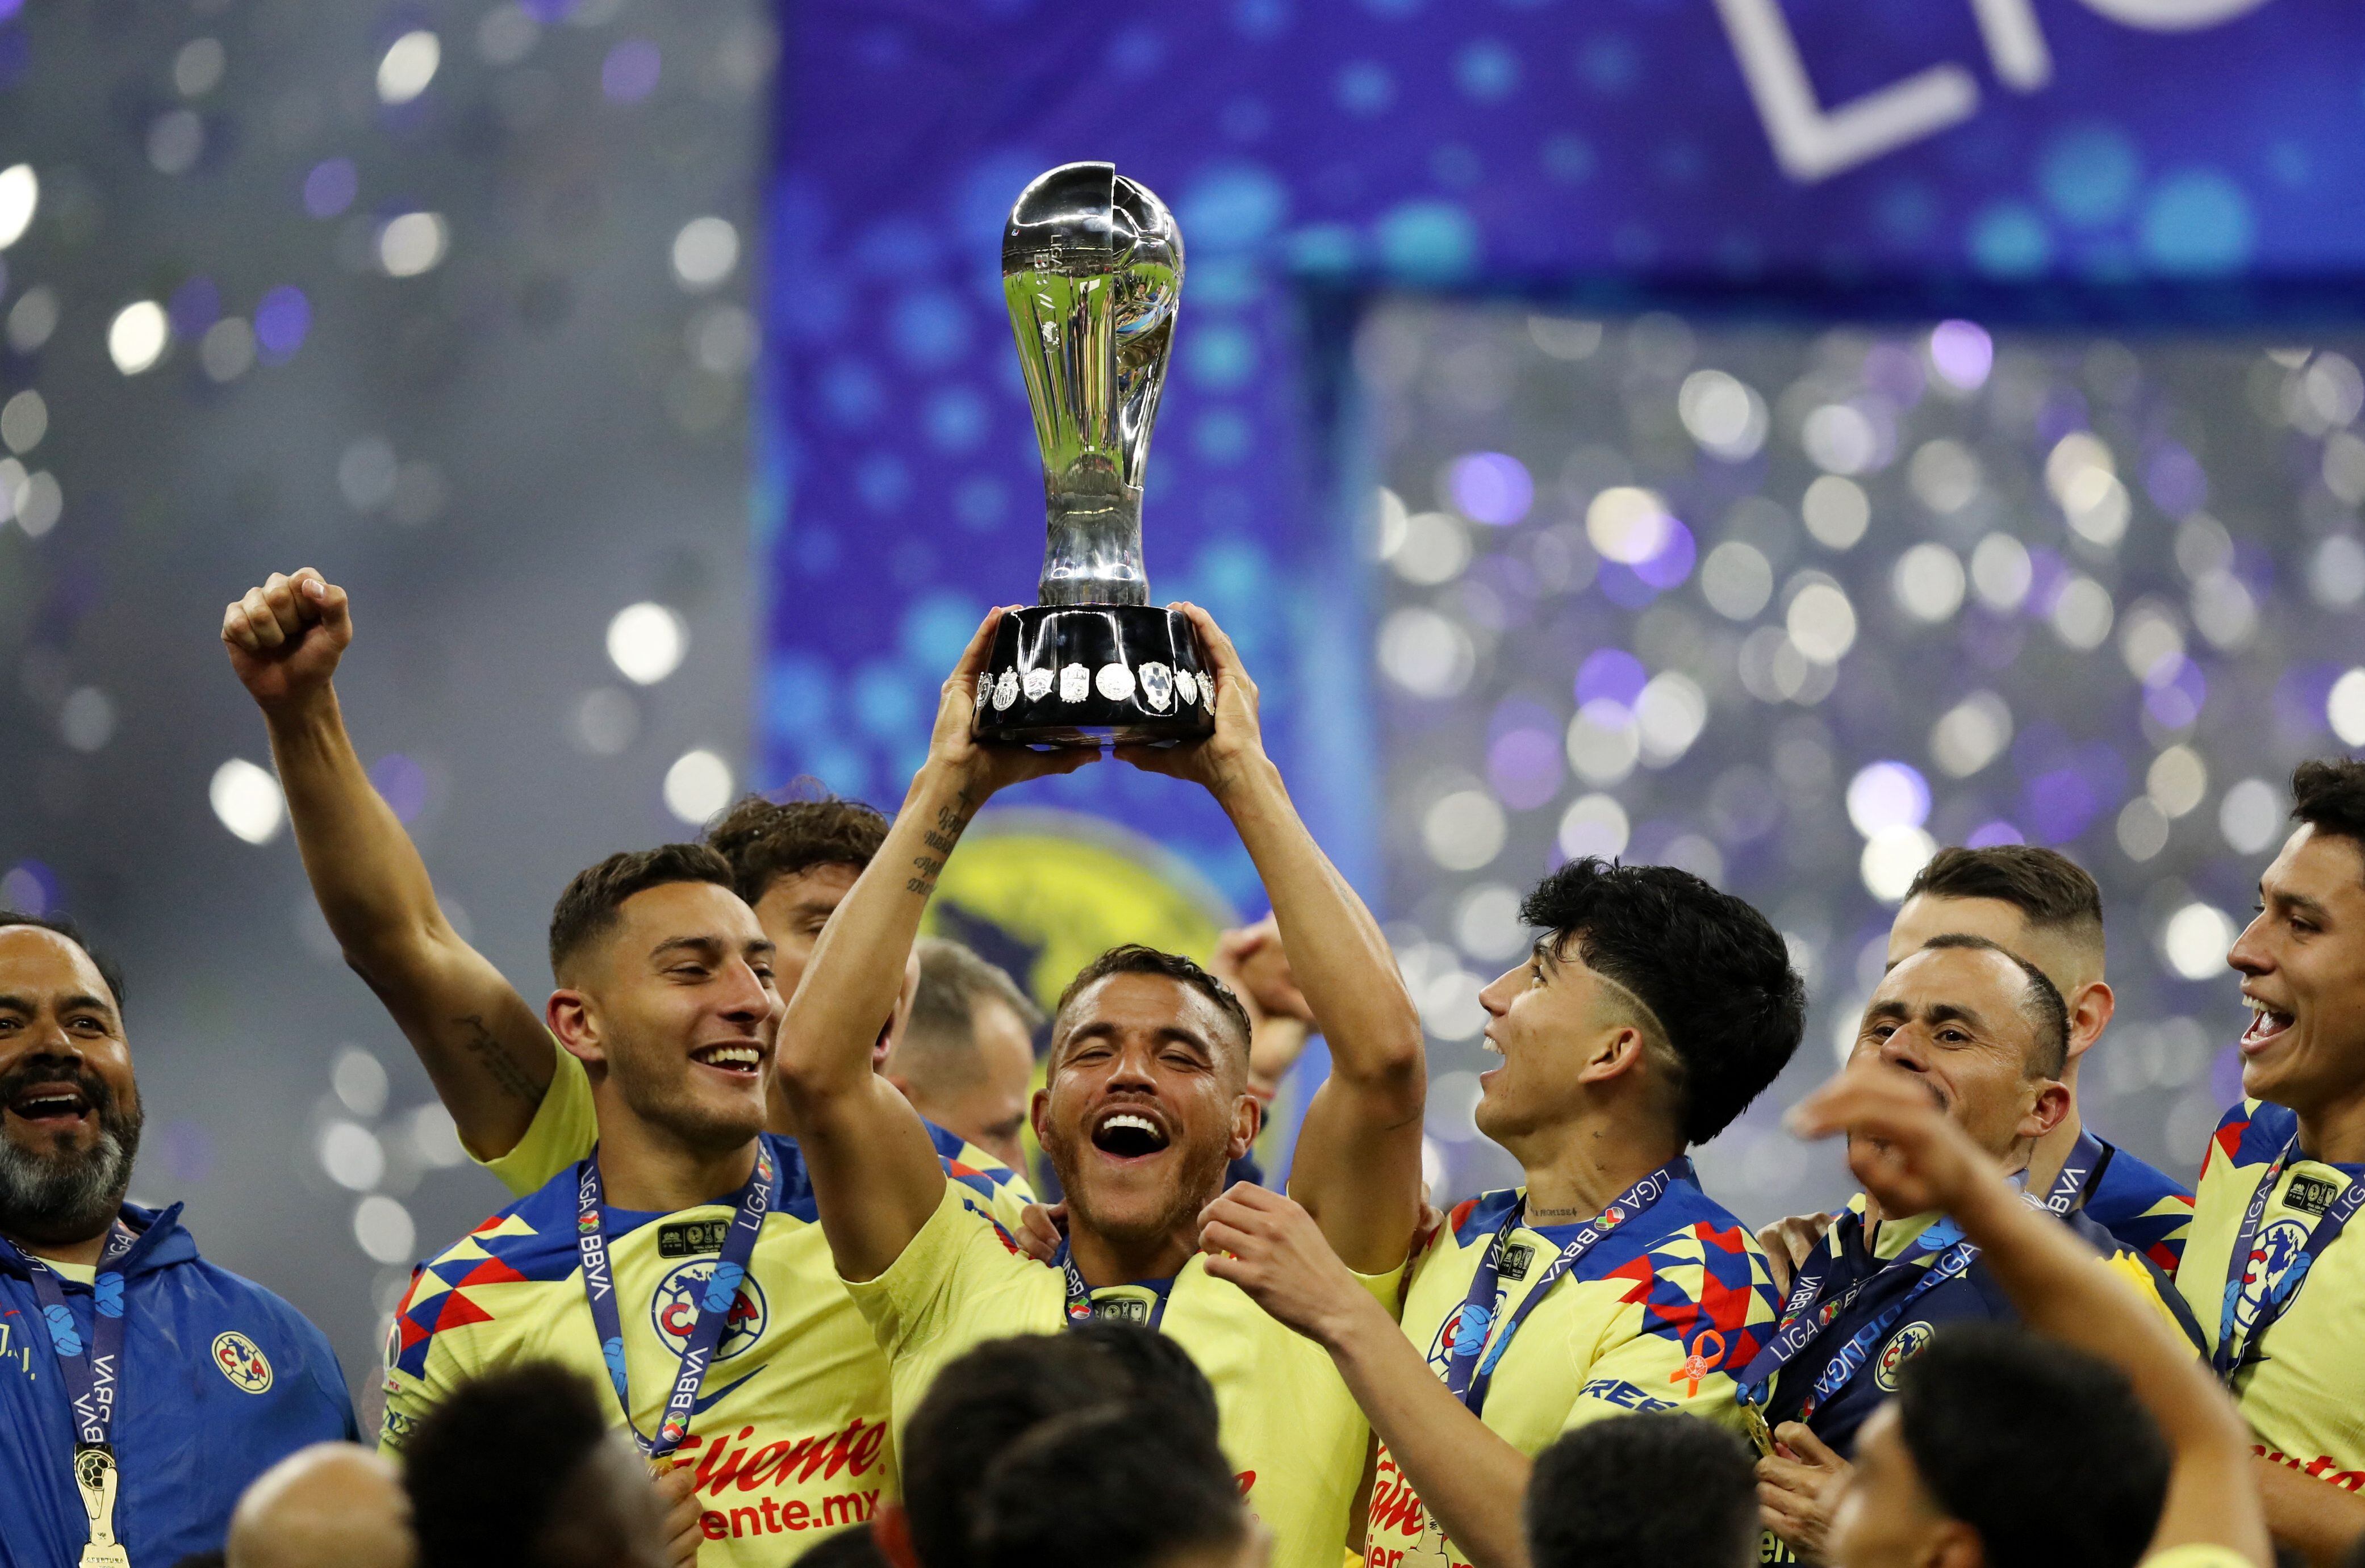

1791,1064,2274,1568
224,568,554,1159
1118,604,1424,1273
775,608,1092,1282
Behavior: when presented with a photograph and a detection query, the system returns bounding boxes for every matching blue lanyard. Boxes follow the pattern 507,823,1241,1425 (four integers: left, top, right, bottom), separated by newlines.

2212,1135,2365,1381
2033,1128,2107,1218
1056,1248,1175,1332
1739,1211,1978,1423
1441,1159,1693,1416
575,1144,775,1458
1,1220,139,1449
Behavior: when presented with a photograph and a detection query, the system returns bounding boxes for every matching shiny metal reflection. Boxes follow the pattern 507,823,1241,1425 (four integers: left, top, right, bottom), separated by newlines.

1002,161,1184,607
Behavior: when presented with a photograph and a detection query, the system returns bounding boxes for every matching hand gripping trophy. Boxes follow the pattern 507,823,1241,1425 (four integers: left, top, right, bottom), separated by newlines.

972,162,1217,747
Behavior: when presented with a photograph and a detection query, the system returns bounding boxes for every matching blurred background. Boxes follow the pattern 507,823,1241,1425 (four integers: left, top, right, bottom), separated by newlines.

2,0,2362,1403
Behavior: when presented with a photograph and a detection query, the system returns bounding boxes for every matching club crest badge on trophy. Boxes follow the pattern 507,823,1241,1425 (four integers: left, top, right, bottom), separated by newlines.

972,161,1216,747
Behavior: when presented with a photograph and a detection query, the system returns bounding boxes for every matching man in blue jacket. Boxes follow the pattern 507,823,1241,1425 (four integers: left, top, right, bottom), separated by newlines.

0,912,356,1568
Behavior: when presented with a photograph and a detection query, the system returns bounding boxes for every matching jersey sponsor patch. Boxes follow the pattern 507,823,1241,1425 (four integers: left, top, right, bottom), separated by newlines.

651,1259,767,1362
1872,1320,1933,1393
212,1330,273,1394
661,1219,732,1257
2287,1175,2341,1217
1577,1376,1677,1413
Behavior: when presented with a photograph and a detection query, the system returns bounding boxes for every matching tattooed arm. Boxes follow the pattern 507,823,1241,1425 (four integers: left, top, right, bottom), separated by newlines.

776,609,1095,1281
225,568,555,1159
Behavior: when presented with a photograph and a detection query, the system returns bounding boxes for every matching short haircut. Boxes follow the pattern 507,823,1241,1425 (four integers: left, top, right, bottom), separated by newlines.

1895,1324,2169,1568
1064,1318,1221,1448
546,843,737,979
900,1327,1222,1568
968,1404,1244,1568
0,910,128,1018
1903,845,2105,947
2291,758,2365,861
1519,860,1804,1144
402,1362,611,1568
1914,933,2070,1078
1050,945,1251,1065
703,791,888,908
902,938,1046,1090
1526,1412,1756,1568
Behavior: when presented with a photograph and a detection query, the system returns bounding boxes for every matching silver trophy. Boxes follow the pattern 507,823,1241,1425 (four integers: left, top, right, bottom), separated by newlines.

973,162,1214,747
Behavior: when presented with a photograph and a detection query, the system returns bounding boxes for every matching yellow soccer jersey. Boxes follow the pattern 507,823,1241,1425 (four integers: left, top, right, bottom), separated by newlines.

1368,1180,1781,1568
387,1134,901,1561
2141,1550,2258,1568
2177,1101,2365,1491
845,1183,1401,1568
479,1047,1037,1226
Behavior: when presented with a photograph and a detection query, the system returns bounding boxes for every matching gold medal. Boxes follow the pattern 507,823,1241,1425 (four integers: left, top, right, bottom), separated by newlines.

74,1446,131,1568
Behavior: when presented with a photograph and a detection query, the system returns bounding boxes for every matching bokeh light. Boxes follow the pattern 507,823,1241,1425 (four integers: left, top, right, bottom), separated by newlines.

663,748,734,823
209,758,285,845
107,301,168,375
607,601,688,685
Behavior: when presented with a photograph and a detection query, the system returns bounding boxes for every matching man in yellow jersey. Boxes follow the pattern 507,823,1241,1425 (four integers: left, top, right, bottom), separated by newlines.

1796,1064,2271,1568
1199,858,1804,1568
774,604,1427,1568
2180,759,2365,1565
378,844,909,1560
220,567,1030,1212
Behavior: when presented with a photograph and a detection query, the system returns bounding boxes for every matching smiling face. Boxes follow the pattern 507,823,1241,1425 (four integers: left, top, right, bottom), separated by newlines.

1033,971,1255,1249
562,881,782,1157
2230,823,2365,1118
1849,944,2067,1176
0,926,144,1248
1888,893,2109,1063
1473,939,1669,1151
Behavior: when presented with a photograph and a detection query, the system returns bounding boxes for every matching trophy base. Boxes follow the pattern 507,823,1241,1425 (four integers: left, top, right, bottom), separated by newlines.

972,605,1216,747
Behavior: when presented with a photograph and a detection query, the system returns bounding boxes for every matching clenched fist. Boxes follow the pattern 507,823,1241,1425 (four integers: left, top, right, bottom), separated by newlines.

222,568,352,712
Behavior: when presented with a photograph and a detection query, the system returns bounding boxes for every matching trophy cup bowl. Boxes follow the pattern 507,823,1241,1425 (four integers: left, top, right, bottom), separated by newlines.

973,162,1216,748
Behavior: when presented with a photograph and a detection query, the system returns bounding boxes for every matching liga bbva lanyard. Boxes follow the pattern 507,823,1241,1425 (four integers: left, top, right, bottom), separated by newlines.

1737,1214,1979,1430
1440,1157,1693,1415
1057,1247,1176,1332
2033,1128,2108,1218
575,1143,775,1458
2,1222,140,1568
2212,1136,2365,1382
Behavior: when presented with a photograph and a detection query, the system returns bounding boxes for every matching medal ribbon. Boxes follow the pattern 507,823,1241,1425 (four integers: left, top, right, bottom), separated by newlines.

1441,1158,1694,1416
575,1143,775,1459
2033,1128,2107,1218
1737,1211,1978,1424
2,1220,139,1564
1055,1246,1175,1332
2212,1135,2365,1381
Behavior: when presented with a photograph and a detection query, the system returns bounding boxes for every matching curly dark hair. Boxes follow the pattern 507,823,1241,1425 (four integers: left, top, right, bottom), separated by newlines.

703,790,889,907
1519,859,1803,1145
2291,757,2365,857
546,843,736,979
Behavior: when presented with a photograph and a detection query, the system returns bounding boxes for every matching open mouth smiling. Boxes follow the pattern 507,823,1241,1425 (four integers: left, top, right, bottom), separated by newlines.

1089,1106,1172,1162
690,1042,764,1078
2241,994,2295,1053
4,1080,95,1130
